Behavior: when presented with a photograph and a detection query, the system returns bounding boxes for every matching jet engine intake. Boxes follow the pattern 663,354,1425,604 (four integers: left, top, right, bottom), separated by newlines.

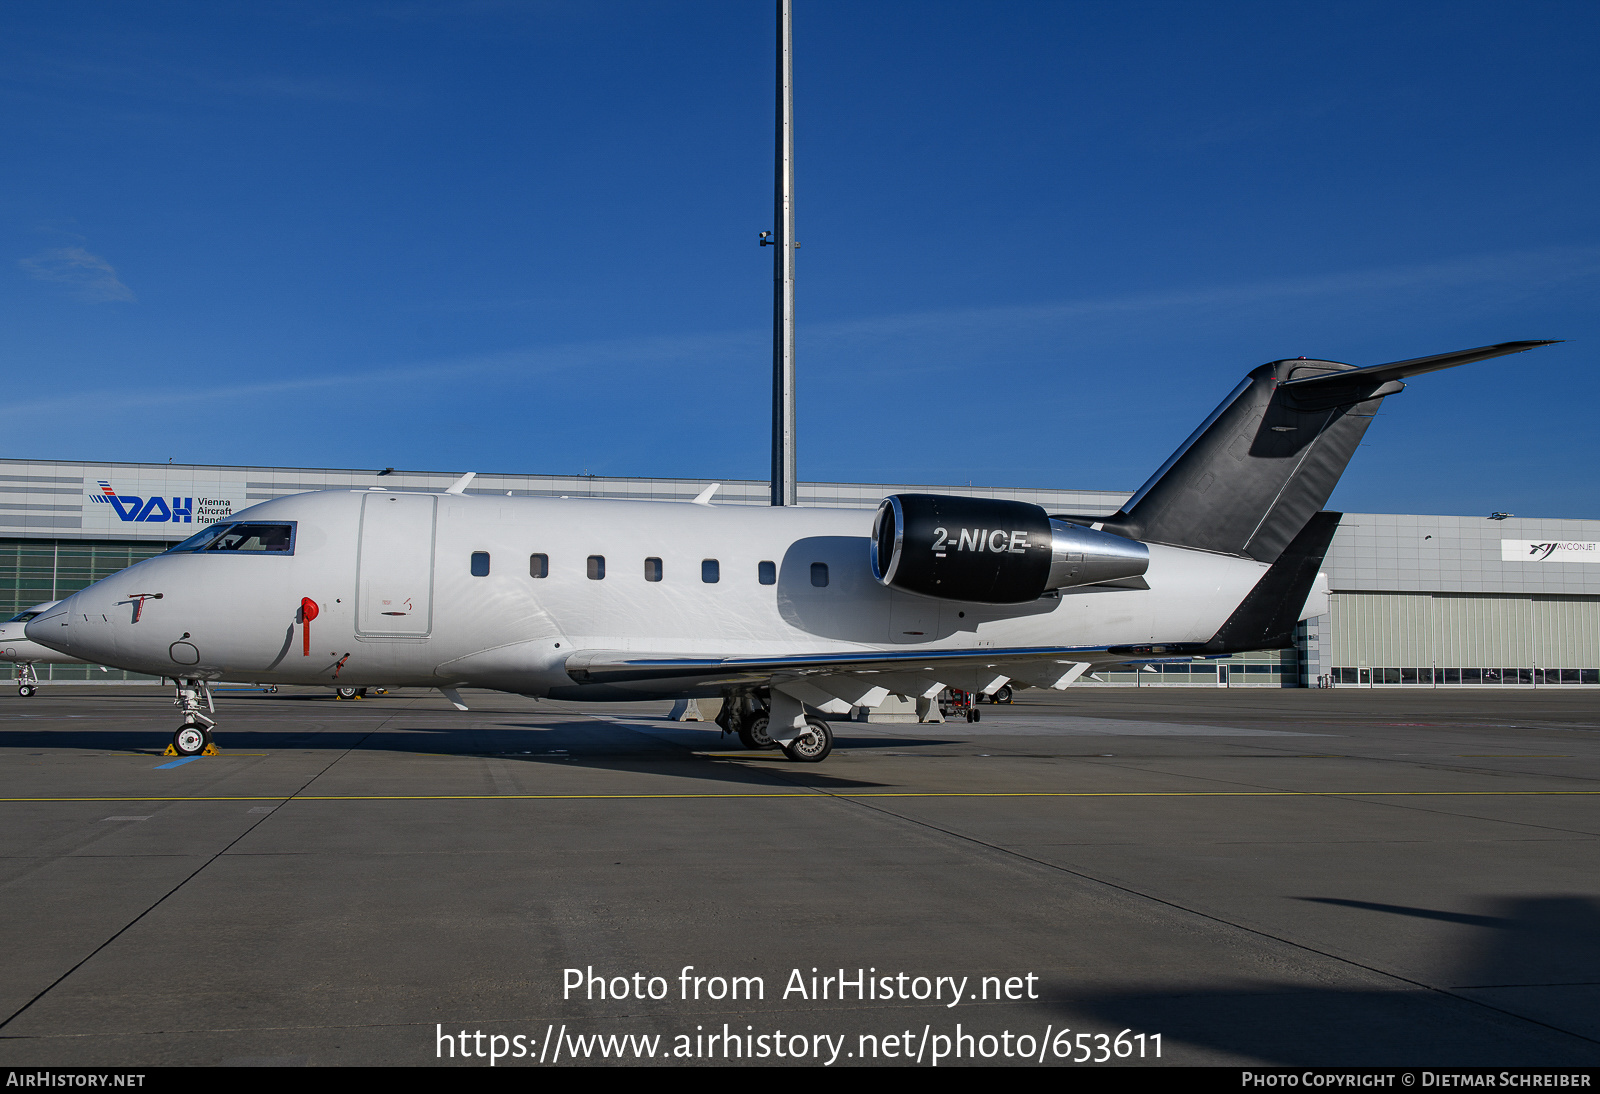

871,494,1149,603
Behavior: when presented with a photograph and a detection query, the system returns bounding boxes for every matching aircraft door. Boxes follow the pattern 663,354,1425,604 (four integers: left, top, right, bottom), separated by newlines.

356,493,436,638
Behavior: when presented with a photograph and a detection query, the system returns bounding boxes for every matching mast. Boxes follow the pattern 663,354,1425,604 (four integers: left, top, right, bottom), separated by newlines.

770,0,797,506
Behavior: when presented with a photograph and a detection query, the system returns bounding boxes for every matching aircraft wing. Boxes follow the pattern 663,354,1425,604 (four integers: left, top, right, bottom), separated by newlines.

564,643,1191,709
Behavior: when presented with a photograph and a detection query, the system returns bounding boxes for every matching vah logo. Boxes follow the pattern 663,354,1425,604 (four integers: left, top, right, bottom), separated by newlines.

88,481,194,523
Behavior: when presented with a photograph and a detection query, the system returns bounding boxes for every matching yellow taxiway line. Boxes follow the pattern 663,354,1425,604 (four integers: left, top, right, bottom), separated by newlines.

3,790,1600,803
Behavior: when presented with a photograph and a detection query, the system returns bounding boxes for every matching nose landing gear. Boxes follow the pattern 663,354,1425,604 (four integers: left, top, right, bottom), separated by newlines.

15,662,39,698
165,678,219,757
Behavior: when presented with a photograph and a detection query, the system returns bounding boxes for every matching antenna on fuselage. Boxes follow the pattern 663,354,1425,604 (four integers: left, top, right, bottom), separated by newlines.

445,472,476,495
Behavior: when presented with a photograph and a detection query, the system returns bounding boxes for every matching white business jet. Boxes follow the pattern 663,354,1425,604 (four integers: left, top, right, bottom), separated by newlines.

25,341,1556,760
0,602,101,696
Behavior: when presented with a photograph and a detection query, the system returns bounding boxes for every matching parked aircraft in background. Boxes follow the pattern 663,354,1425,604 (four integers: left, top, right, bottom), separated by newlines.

25,341,1557,760
1,602,103,696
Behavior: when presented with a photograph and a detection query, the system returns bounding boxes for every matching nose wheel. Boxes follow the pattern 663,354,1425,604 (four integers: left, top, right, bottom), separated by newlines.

172,723,211,757
165,678,219,757
15,662,39,697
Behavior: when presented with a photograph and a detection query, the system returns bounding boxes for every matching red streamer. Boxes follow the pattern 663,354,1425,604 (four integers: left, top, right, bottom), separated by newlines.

300,597,319,656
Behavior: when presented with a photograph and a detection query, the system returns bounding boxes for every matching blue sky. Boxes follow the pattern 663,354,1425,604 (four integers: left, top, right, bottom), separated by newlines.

2,1,1595,517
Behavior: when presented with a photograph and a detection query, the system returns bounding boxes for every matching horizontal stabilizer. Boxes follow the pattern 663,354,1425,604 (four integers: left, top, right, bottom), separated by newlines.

1279,340,1560,393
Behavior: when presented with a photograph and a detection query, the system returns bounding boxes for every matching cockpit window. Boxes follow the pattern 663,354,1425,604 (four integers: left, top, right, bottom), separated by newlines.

4,610,40,624
206,523,295,553
167,524,232,553
168,522,296,555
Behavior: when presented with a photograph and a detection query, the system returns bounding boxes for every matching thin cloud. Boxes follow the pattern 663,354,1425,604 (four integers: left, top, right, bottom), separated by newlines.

10,244,1591,416
18,246,136,303
3,326,765,418
808,245,1600,349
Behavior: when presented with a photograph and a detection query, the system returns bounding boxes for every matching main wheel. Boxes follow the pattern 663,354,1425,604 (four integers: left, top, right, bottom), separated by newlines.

173,724,207,756
18,685,35,698
336,686,358,700
992,685,1013,704
738,714,777,750
783,717,833,763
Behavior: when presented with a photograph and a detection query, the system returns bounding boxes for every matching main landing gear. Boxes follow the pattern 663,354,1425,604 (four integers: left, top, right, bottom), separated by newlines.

716,693,835,763
16,662,39,698
783,717,834,763
168,678,218,757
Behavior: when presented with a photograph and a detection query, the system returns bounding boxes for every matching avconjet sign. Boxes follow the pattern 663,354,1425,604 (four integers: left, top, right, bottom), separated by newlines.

871,494,1149,604
1502,540,1600,563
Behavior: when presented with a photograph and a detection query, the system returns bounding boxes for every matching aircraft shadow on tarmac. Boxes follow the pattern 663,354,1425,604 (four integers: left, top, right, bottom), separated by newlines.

1059,895,1600,1065
0,719,908,790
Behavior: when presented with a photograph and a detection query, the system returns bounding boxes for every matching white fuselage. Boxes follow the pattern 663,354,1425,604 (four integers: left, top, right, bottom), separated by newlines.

26,490,1270,698
0,602,79,666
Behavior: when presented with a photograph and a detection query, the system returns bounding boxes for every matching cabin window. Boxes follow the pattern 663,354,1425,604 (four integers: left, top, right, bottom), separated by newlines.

470,552,490,577
758,560,776,585
587,555,605,580
701,559,720,583
529,554,548,578
644,557,663,582
811,562,829,587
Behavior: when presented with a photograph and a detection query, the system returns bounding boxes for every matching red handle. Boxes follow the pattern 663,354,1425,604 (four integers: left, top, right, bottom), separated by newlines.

301,597,319,655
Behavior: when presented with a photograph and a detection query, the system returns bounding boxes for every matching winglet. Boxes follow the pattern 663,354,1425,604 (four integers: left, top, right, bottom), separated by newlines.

439,687,469,711
445,472,476,495
692,483,720,505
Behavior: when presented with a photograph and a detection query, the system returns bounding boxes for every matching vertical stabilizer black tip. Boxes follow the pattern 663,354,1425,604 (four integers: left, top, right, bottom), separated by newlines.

1205,511,1341,655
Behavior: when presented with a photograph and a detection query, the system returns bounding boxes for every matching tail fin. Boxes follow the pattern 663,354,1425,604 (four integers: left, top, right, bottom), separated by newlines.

1092,340,1557,563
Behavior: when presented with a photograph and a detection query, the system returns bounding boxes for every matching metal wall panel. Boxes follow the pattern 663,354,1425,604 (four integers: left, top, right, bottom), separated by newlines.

1331,591,1600,672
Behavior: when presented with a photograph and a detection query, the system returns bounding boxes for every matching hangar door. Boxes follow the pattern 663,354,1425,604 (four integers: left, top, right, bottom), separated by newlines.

356,492,436,638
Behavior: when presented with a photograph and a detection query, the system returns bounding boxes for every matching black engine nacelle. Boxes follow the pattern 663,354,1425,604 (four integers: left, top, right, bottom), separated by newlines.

871,494,1150,604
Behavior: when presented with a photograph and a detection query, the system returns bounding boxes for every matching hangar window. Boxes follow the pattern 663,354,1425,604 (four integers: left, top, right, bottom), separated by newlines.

645,557,663,582
470,552,490,577
587,555,605,580
810,562,829,588
529,554,548,578
758,561,776,585
701,559,719,583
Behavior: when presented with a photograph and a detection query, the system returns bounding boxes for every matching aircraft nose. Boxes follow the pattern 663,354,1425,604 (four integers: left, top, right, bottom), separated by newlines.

25,596,87,657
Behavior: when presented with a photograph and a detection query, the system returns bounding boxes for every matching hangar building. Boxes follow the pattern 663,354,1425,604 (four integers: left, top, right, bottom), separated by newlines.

2,458,1596,688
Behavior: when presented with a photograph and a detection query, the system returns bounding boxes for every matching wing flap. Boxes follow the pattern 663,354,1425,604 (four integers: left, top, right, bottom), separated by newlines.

564,645,1121,689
